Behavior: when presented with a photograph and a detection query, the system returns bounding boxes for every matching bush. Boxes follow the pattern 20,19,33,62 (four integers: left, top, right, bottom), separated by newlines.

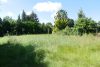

63,27,78,35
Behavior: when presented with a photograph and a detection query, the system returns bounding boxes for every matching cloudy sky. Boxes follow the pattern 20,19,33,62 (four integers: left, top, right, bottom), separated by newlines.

0,0,100,23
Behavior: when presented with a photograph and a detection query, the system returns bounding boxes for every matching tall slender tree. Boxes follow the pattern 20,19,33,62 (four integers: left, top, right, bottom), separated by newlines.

22,10,27,21
0,18,2,23
0,17,3,36
78,9,85,18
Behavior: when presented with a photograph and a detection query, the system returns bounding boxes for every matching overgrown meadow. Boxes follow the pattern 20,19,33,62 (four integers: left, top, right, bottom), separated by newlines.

0,0,100,67
0,34,100,67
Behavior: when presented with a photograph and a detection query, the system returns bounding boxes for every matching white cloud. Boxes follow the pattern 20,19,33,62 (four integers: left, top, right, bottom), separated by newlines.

0,0,8,4
7,12,14,17
33,1,62,12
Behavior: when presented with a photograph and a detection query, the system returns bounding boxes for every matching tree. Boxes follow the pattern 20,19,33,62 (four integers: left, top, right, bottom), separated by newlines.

46,22,53,34
29,11,40,33
0,18,2,23
16,15,23,35
54,19,67,30
54,9,68,31
76,9,87,35
2,16,16,35
17,15,21,22
76,17,97,35
67,19,74,28
21,11,40,34
0,18,3,36
78,9,85,18
97,21,100,32
22,10,27,21
30,11,39,22
2,17,11,35
88,19,97,34
54,9,68,20
0,18,2,26
76,9,97,35
40,23,47,34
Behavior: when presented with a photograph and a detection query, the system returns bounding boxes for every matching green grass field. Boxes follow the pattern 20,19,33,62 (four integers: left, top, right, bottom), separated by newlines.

0,34,100,67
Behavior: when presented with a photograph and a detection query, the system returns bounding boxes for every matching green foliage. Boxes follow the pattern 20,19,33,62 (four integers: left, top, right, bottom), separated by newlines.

67,19,74,28
2,17,12,35
29,11,39,22
0,18,3,36
76,17,97,35
46,23,53,34
52,27,60,33
39,23,53,34
22,10,27,21
63,27,78,35
0,10,53,36
54,9,68,20
20,11,40,34
53,9,99,36
2,16,16,35
0,9,100,36
53,27,78,35
53,9,75,34
78,9,85,18
97,21,100,32
54,9,68,31
54,19,68,30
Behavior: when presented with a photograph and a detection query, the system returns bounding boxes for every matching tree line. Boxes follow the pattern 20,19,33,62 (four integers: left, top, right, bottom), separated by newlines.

0,10,53,36
53,9,100,35
0,9,100,36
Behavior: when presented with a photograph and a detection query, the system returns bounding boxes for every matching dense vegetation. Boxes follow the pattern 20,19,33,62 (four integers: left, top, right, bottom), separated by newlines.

0,9,100,36
0,10,53,36
0,34,100,67
53,9,98,35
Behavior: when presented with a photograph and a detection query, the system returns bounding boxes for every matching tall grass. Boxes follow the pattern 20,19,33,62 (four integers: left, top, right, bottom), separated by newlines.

0,34,100,67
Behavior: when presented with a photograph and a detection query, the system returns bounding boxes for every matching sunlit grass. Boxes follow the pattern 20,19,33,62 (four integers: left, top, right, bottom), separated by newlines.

0,34,100,67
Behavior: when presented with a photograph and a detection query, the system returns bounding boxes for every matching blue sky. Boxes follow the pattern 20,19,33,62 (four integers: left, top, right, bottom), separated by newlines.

0,0,100,23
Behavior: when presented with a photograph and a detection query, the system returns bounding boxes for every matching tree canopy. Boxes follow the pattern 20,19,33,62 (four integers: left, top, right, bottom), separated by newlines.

0,9,100,36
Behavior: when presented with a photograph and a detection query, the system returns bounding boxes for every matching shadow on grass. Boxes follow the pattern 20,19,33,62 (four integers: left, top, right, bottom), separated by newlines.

0,41,48,67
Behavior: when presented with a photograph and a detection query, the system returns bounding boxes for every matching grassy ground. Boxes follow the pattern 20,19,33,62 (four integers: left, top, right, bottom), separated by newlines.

0,34,100,67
